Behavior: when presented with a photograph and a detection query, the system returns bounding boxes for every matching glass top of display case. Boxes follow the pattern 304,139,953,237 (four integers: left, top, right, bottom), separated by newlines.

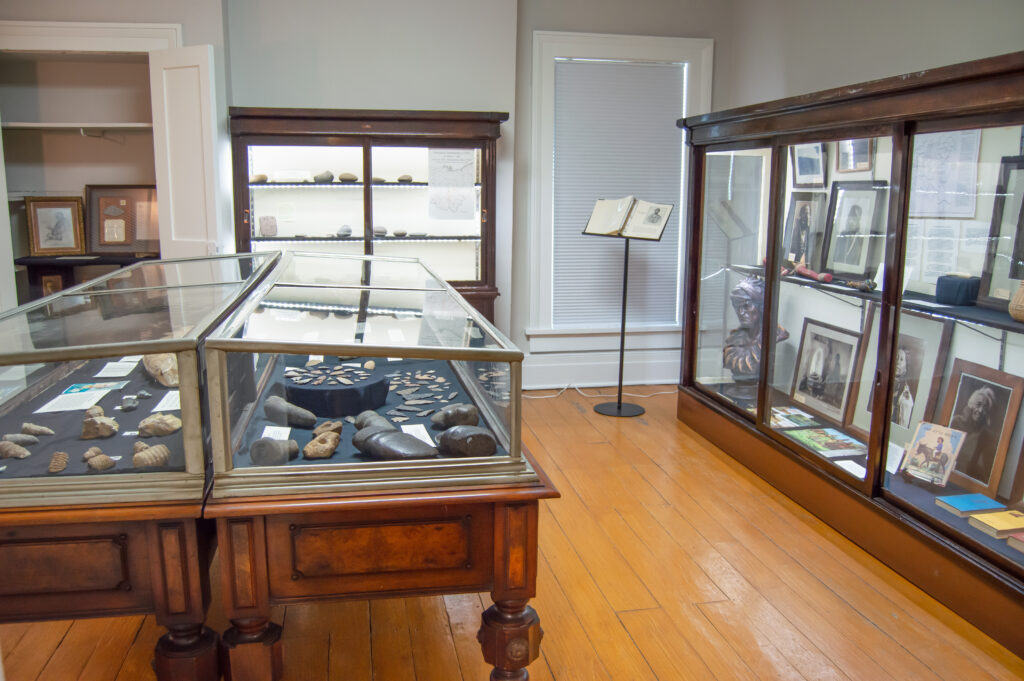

0,254,276,364
273,253,447,290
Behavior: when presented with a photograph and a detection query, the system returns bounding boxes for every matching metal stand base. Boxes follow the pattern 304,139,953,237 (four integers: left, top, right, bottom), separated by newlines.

594,402,645,418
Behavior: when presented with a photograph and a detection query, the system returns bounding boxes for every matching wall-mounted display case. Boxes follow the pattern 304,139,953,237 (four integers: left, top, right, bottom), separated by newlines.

678,52,1024,656
229,108,507,321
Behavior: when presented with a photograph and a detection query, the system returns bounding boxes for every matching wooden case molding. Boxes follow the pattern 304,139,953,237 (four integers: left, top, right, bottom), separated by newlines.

677,51,1024,657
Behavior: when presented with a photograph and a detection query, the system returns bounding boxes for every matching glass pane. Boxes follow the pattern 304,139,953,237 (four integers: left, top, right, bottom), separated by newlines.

247,143,366,241
766,136,894,481
885,124,1024,572
694,148,772,414
273,253,445,290
78,254,267,292
371,145,482,281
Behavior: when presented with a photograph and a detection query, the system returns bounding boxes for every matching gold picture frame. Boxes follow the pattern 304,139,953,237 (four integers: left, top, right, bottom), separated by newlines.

25,196,85,256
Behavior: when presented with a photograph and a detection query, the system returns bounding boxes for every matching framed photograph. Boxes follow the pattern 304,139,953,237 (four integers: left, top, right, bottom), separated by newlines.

25,196,85,256
979,155,1024,308
835,138,874,173
781,192,829,270
898,421,966,487
40,274,63,297
846,305,953,444
790,143,827,188
85,185,159,255
940,359,1024,498
790,318,862,425
821,180,889,279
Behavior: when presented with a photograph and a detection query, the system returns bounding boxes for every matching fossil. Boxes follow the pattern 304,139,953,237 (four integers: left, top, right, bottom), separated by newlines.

143,353,179,387
47,451,69,473
83,446,104,461
133,444,170,467
85,405,105,418
88,453,116,471
4,433,38,446
22,423,54,436
139,413,182,437
133,441,152,453
81,416,119,439
0,441,31,459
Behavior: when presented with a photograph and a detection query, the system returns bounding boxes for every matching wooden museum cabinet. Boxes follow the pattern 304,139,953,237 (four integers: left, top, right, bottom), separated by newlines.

677,51,1024,656
0,21,227,308
229,107,506,321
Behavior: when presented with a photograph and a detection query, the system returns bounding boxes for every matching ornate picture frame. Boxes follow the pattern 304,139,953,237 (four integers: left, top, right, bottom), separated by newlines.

85,185,159,255
25,196,85,256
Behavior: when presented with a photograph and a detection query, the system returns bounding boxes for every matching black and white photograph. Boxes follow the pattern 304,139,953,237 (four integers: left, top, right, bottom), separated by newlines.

835,138,874,173
939,359,1024,496
790,143,827,188
822,181,888,278
790,319,862,424
782,192,828,269
25,196,85,256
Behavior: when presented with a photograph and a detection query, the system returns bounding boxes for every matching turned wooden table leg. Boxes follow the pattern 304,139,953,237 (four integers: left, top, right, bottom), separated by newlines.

221,617,283,681
479,599,543,680
154,623,220,681
480,501,544,680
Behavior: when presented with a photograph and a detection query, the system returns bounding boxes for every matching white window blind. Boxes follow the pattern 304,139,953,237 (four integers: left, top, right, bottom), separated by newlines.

551,59,684,328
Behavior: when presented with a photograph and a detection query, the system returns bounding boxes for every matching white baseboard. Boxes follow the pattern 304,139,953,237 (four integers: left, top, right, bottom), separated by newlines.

522,348,681,390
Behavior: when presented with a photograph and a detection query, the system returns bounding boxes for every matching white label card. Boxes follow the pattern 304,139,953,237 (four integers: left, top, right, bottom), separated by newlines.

401,423,435,446
94,361,138,378
35,390,108,413
153,391,180,412
120,355,144,363
262,425,291,439
308,354,324,365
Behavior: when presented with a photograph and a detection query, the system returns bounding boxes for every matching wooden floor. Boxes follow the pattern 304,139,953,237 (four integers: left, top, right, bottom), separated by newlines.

2,387,1023,680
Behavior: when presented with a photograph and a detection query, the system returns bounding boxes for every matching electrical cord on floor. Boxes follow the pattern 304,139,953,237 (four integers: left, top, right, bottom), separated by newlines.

523,385,677,399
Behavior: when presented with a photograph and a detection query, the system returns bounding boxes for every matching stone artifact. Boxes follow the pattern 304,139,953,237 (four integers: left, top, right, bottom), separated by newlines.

250,173,268,183
121,396,139,412
139,413,182,437
364,360,376,370
371,176,386,184
250,438,299,466
87,453,116,472
259,215,278,237
133,444,170,467
313,420,344,437
81,416,119,439
22,423,54,436
83,446,104,461
354,410,395,431
47,451,69,474
0,441,30,459
721,277,789,402
86,405,105,418
353,428,438,461
264,395,317,428
397,174,413,183
143,353,179,387
438,425,497,458
304,431,340,459
338,172,358,183
430,403,479,429
373,226,387,237
4,433,38,446
336,225,353,237
133,441,152,453
393,229,407,237
137,389,152,399
313,170,334,183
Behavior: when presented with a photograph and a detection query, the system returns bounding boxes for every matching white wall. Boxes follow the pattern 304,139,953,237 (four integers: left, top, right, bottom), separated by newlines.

224,0,519,331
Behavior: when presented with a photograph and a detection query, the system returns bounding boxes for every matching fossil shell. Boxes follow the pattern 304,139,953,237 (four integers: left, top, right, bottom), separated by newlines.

81,416,119,439
22,423,54,436
303,431,340,459
47,451,69,473
143,353,179,387
139,413,182,437
4,433,38,446
85,405,105,418
133,441,151,453
83,446,104,461
87,453,116,471
133,444,170,467
0,441,31,459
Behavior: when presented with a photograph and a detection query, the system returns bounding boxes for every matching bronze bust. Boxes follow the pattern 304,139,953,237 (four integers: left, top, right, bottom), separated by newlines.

722,277,788,400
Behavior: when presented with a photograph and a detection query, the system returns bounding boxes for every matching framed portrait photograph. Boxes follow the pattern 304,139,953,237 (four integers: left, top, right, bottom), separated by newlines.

846,306,953,444
790,143,827,188
835,138,874,173
25,196,85,256
790,318,862,425
85,185,159,255
978,155,1024,308
40,273,64,297
939,358,1024,498
821,180,889,279
781,192,828,270
898,421,966,487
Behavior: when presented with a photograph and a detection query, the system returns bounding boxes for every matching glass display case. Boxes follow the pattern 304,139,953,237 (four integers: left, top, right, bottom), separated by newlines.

203,251,536,498
229,108,507,321
679,52,1024,655
0,252,275,506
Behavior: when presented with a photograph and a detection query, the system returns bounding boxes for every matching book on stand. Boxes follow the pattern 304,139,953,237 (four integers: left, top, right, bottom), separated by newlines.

583,196,673,241
935,493,1006,518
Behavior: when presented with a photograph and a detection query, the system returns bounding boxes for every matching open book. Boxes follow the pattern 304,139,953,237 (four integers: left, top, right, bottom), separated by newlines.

583,196,673,241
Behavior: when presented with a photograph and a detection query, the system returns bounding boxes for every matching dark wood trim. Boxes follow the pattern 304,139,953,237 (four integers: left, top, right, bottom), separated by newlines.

677,387,1024,658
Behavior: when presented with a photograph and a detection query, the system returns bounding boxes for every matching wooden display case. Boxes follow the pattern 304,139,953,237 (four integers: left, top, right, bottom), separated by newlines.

677,52,1024,656
229,108,507,321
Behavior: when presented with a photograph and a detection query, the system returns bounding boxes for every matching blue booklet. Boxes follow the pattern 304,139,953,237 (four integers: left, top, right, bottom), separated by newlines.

935,493,1006,517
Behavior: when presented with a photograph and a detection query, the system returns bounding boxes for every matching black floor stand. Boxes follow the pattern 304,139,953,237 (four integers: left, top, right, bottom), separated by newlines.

595,237,645,418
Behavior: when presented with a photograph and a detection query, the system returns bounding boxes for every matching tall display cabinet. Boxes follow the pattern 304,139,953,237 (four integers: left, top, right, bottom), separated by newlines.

229,108,506,321
677,52,1024,655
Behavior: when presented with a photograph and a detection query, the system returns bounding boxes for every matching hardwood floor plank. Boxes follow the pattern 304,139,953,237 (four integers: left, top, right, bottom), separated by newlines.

2,620,72,681
280,635,328,681
559,463,670,512
328,601,372,681
617,608,719,681
35,619,108,681
113,615,159,681
405,596,462,681
443,594,492,681
369,598,416,681
75,616,144,681
0,624,29,663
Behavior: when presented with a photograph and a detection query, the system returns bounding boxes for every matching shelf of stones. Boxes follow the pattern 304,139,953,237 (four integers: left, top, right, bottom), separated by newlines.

251,235,482,243
248,182,482,189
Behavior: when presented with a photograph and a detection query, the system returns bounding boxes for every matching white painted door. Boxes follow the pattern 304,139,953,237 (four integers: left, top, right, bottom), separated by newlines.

0,112,15,313
149,45,230,259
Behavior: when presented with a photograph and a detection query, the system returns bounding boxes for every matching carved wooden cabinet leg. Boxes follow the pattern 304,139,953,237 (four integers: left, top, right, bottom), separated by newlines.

478,599,543,681
221,617,283,681
154,623,219,681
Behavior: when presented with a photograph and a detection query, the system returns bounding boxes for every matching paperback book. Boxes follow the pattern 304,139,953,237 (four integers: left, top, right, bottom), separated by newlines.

934,493,1006,518
968,510,1024,538
1008,532,1024,554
